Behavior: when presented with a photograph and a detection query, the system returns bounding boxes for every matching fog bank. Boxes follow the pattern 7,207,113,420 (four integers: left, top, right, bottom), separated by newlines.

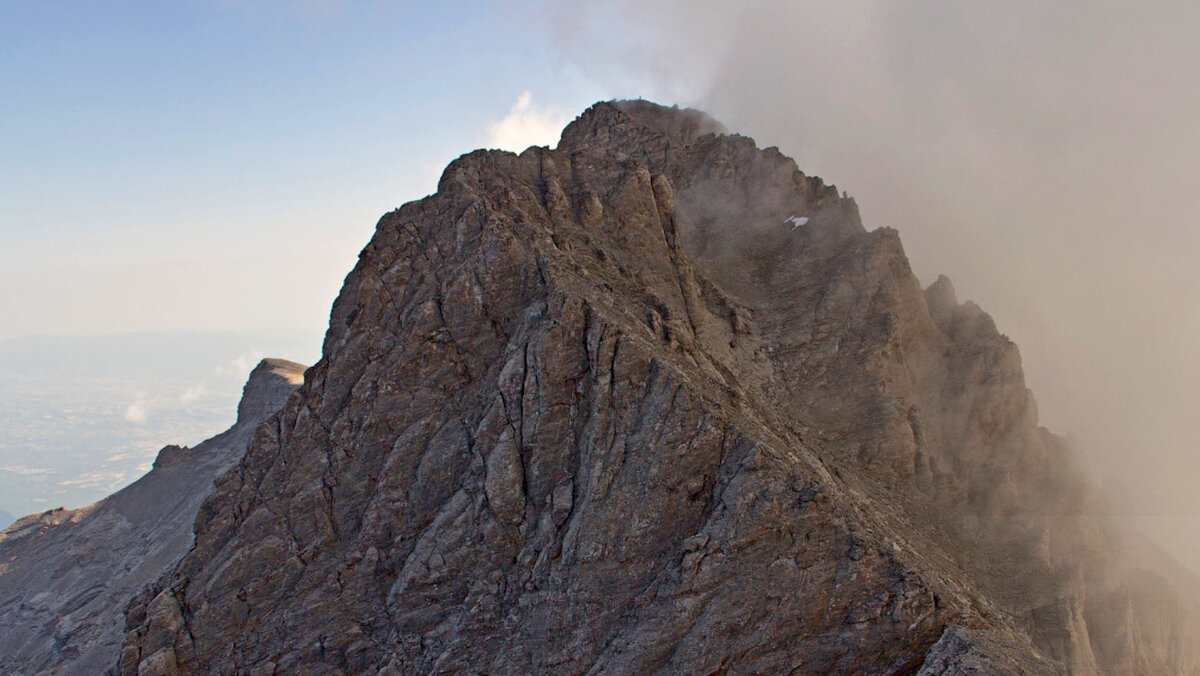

546,1,1200,571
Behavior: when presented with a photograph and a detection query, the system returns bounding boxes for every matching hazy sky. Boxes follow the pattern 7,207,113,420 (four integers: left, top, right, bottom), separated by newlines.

1,1,600,339
3,2,1198,569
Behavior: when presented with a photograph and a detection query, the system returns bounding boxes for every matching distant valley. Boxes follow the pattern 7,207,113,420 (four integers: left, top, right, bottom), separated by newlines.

0,329,321,521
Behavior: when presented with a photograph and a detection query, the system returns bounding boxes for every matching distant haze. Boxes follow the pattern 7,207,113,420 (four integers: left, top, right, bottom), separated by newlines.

0,3,604,342
548,1,1200,572
0,330,321,521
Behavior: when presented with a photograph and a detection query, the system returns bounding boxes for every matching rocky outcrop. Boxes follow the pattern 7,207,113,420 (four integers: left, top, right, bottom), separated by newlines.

0,359,305,676
116,102,1198,674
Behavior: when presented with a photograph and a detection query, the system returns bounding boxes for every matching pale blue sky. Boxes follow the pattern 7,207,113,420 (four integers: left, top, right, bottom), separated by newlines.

0,1,609,338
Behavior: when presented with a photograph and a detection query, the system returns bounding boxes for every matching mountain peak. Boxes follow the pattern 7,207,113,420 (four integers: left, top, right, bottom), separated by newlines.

235,358,305,426
115,100,1198,674
558,99,726,151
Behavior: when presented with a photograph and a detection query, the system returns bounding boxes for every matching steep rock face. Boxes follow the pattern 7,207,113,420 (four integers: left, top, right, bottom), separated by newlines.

119,102,1197,674
0,359,305,676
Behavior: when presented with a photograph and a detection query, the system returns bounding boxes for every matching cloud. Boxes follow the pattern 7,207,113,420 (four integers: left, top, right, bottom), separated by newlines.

0,465,54,476
58,470,129,491
180,382,209,403
216,351,265,378
485,92,572,153
123,400,148,424
545,2,1200,571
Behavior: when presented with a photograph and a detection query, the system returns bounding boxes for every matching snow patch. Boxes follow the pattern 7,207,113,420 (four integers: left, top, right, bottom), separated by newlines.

786,215,809,229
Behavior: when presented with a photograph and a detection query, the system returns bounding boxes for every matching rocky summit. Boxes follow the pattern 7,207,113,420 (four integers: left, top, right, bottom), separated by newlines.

108,101,1197,674
0,358,305,676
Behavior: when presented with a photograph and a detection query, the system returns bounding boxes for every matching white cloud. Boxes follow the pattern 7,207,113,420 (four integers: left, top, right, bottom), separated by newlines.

124,400,148,424
180,382,209,403
58,470,129,490
485,91,571,153
0,465,54,476
216,351,264,378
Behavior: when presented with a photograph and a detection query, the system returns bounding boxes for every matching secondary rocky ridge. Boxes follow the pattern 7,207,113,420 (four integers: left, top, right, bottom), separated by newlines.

0,358,305,676
116,101,1198,674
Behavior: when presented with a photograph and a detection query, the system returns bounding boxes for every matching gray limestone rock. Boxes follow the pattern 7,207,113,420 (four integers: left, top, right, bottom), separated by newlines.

916,625,1000,675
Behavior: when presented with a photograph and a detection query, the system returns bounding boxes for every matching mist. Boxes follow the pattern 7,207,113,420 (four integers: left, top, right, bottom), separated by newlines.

545,1,1200,572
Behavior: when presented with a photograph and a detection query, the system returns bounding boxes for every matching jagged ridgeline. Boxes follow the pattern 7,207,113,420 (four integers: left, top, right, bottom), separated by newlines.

116,102,1198,674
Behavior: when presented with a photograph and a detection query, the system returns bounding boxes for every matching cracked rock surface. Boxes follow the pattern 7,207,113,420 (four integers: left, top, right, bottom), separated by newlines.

117,102,1198,674
0,359,304,676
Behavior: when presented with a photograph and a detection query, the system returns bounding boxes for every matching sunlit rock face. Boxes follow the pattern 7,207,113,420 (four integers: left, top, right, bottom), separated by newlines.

118,101,1197,675
0,359,304,676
